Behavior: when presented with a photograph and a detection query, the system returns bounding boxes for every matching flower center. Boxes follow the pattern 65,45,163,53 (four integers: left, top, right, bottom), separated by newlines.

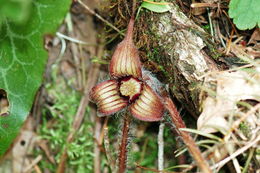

119,77,142,101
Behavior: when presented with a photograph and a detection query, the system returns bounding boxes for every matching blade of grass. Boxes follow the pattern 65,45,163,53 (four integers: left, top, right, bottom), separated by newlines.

179,128,222,142
242,148,255,173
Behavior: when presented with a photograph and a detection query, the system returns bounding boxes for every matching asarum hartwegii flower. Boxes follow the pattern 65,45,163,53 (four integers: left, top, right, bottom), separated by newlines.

90,18,164,121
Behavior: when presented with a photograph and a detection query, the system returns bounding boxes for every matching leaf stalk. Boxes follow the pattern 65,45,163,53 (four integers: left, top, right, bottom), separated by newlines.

164,97,212,173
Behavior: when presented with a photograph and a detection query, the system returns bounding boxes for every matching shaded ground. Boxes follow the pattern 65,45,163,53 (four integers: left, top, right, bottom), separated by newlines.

0,0,259,172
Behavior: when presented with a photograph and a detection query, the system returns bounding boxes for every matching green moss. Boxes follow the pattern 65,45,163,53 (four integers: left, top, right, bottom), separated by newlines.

37,78,94,172
239,122,251,138
190,28,222,60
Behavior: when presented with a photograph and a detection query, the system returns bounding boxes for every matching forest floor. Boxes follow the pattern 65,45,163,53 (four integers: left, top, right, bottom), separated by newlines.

0,0,259,173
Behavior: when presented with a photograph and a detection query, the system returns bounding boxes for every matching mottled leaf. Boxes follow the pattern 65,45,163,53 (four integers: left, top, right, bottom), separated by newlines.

0,0,71,155
0,0,32,25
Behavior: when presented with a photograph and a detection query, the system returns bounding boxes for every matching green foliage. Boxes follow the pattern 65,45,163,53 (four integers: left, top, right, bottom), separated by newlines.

229,0,260,30
0,0,71,155
0,0,32,25
179,128,222,142
128,126,177,172
39,79,93,172
131,133,158,169
239,122,251,137
141,1,171,13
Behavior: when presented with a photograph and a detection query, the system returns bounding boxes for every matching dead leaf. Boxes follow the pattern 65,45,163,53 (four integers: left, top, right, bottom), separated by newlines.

198,70,260,133
248,28,260,45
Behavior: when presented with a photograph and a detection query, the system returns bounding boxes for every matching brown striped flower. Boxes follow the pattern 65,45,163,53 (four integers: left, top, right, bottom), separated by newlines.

90,18,164,122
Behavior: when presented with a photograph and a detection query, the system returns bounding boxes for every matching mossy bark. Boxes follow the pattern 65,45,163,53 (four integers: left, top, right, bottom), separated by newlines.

145,4,220,117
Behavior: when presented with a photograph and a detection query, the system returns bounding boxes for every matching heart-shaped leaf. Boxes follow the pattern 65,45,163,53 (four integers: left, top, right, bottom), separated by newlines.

0,0,71,156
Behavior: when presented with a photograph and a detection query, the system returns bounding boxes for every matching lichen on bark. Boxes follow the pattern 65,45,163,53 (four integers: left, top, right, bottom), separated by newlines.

145,3,219,116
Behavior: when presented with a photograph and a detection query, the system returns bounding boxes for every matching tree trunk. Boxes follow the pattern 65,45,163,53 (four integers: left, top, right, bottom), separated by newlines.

143,3,220,117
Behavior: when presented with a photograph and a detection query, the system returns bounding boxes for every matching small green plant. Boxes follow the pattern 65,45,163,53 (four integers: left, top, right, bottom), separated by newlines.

136,0,171,18
38,79,94,172
140,0,171,13
229,0,260,30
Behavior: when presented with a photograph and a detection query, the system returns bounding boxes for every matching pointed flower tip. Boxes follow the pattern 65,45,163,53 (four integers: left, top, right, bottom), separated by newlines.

90,80,128,115
130,84,164,122
109,19,142,79
125,17,135,41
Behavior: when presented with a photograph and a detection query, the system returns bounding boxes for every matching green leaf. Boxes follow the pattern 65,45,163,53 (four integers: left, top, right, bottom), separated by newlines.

0,0,32,25
228,0,260,30
0,0,71,155
141,1,171,13
179,128,222,142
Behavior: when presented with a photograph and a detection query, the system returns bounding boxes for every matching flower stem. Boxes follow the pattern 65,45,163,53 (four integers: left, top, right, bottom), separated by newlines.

164,97,212,173
118,113,130,173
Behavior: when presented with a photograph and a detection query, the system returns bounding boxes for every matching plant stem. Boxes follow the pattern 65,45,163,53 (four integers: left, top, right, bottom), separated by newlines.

118,113,130,173
164,97,212,173
242,148,254,173
94,116,101,173
158,122,165,172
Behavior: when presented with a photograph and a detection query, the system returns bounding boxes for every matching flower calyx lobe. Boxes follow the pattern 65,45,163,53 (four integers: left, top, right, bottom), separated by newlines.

109,18,142,79
90,80,128,115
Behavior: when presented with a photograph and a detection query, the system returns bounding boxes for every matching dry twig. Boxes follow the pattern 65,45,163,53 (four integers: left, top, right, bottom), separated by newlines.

77,0,124,36
224,103,260,141
158,122,165,172
94,113,102,173
24,155,42,173
211,134,260,171
103,117,116,171
56,45,102,173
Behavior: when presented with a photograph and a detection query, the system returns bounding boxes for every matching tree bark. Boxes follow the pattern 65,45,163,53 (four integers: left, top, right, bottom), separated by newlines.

143,3,220,116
